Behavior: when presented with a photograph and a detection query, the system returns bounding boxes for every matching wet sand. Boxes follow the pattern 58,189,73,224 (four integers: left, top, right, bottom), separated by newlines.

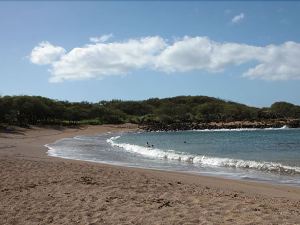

0,125,299,224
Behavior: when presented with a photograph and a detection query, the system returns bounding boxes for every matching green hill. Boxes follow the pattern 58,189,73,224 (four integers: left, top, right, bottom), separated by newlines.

1,95,300,130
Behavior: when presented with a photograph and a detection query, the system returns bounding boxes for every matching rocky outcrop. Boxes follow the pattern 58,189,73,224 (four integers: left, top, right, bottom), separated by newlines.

140,119,300,131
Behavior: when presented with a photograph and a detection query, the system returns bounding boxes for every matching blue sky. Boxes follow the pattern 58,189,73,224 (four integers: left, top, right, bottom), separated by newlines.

1,1,300,107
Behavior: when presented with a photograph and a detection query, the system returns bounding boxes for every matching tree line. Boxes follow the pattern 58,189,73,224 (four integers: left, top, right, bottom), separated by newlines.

0,95,300,128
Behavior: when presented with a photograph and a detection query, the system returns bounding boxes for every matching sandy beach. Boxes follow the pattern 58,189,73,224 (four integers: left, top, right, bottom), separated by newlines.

0,125,300,225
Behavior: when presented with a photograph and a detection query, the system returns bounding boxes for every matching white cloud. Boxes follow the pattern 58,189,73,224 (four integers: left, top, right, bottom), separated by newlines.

29,41,66,65
154,36,261,73
243,42,300,80
231,13,245,24
89,34,113,43
29,36,300,82
49,36,166,82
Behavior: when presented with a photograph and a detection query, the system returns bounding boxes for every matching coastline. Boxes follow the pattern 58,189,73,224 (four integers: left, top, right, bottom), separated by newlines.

141,119,300,131
1,125,300,224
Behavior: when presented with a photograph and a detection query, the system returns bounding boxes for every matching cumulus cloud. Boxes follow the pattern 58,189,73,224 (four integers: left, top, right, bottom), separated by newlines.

49,36,166,82
243,42,300,80
29,41,66,65
29,36,300,82
89,34,113,43
154,36,261,73
231,13,245,24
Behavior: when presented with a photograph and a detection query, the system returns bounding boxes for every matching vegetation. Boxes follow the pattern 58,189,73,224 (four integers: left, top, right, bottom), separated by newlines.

1,95,300,129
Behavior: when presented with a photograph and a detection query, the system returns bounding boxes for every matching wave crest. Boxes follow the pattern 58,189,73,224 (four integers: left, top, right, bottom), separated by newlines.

192,125,289,132
107,136,300,175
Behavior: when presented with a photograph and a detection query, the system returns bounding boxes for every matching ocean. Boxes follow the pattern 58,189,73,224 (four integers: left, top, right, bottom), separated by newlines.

46,127,300,186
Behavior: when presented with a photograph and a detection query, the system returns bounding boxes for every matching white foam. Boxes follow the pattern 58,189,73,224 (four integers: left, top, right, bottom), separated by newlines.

193,156,300,174
192,125,289,132
45,144,58,157
107,136,300,175
73,136,86,140
107,136,194,161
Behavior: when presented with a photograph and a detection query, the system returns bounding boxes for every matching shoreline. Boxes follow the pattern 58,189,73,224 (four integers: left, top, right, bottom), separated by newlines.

1,125,300,224
141,119,300,131
2,124,300,197
46,125,300,188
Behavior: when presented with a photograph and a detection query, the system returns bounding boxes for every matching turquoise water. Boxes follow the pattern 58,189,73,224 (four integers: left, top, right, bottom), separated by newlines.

47,127,300,186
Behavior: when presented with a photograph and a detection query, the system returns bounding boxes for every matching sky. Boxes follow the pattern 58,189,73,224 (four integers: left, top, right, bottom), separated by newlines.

1,1,300,107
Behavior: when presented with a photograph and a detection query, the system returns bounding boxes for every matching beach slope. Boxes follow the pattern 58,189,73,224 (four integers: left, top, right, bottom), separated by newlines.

0,125,299,225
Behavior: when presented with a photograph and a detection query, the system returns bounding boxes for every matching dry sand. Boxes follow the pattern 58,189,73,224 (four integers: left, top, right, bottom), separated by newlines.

0,125,299,225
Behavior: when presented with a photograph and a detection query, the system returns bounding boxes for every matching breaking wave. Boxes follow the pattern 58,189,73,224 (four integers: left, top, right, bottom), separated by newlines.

107,135,300,175
192,125,289,132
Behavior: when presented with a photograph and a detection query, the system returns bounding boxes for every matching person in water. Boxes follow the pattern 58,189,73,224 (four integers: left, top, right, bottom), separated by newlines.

146,142,154,148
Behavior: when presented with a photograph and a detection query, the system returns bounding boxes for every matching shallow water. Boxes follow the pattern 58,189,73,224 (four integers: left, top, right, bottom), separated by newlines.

46,127,300,186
